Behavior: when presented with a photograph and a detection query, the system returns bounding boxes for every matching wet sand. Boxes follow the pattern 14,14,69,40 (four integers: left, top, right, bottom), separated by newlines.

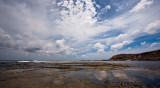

0,61,160,88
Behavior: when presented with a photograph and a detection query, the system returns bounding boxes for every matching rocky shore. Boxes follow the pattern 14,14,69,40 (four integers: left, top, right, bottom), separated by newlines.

109,49,160,61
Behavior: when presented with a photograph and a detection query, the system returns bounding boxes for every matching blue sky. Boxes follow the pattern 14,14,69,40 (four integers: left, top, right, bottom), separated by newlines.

0,0,160,61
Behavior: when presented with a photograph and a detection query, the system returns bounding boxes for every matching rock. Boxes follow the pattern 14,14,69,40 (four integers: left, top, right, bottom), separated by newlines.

109,49,160,61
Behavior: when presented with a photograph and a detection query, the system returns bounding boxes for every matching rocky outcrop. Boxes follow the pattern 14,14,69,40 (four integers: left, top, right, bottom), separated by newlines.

109,50,160,61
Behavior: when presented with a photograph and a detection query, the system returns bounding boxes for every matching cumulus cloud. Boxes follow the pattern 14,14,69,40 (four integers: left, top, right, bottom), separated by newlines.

0,28,43,53
0,27,73,56
0,0,160,60
111,41,132,51
94,43,105,53
94,43,105,49
55,39,74,55
55,0,98,41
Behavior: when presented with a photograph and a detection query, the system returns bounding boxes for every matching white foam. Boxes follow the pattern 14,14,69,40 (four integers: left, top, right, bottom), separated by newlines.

17,61,31,63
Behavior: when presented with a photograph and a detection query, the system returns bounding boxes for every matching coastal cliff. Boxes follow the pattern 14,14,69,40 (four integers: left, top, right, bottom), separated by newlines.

109,50,160,61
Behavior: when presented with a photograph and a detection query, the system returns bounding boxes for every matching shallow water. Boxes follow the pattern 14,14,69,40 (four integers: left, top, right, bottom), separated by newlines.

106,61,160,69
0,61,160,88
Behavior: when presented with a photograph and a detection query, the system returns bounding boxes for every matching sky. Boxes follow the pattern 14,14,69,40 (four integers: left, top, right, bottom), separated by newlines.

0,0,160,61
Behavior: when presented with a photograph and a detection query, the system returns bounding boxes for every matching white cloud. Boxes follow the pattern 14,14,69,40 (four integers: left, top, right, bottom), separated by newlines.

141,41,146,46
150,42,160,48
96,4,101,9
111,41,132,51
55,39,74,55
77,0,160,56
106,5,111,10
97,5,111,16
0,27,73,56
0,0,160,60
116,5,123,12
94,43,105,49
130,0,153,12
56,39,65,48
54,0,99,41
144,20,160,34
97,49,104,53
94,43,105,53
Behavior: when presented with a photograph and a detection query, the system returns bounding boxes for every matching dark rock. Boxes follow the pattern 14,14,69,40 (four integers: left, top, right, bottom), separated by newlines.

109,49,160,61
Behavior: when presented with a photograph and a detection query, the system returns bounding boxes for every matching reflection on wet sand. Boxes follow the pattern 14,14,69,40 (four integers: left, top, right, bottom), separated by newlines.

0,61,160,88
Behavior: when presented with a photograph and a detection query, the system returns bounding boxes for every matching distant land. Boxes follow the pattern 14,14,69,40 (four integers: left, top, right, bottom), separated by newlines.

108,49,160,61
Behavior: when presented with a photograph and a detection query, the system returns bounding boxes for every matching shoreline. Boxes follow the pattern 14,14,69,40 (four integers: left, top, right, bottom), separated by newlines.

0,61,160,88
